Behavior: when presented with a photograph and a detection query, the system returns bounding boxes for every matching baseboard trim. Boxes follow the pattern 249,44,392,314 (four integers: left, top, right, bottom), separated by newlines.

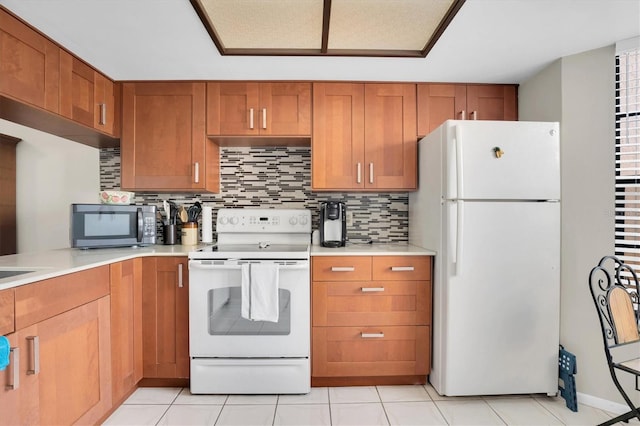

577,392,630,414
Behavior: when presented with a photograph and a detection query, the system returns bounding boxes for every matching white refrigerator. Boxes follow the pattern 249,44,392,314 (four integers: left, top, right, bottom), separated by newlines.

409,120,561,397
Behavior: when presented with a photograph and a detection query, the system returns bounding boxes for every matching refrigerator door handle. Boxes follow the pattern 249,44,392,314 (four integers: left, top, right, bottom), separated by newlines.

455,200,464,274
455,125,464,199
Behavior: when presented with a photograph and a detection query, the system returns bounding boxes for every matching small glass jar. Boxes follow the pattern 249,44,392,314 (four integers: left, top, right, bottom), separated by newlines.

181,222,198,245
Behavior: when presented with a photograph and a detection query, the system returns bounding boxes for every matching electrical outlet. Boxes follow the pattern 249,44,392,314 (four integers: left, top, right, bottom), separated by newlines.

346,211,354,226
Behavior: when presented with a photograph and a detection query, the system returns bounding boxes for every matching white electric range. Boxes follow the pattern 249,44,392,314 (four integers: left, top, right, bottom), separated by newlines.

188,208,311,394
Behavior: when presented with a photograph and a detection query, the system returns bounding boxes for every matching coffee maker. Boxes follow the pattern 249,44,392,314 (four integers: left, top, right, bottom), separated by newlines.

319,201,346,247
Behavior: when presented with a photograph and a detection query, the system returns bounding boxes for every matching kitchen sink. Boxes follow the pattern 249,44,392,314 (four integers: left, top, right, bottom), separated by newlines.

0,270,37,279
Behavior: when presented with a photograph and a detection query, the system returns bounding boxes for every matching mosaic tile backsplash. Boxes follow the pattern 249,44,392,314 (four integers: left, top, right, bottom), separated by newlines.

100,147,409,244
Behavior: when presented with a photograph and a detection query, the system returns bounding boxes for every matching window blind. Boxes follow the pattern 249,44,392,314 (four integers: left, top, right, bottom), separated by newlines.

615,39,640,266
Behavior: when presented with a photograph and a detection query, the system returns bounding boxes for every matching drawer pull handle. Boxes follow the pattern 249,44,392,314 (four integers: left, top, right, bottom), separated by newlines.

361,332,384,338
361,287,384,292
27,336,39,375
391,266,415,272
7,347,19,390
331,266,355,272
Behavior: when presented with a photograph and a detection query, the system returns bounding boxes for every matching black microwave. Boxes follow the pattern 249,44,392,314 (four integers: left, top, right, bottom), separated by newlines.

70,204,157,249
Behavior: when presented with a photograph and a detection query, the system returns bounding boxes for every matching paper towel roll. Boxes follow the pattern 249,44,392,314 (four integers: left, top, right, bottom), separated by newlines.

201,206,213,243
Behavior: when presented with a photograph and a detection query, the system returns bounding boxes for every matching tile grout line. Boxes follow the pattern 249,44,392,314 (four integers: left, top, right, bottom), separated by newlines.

375,386,392,426
530,395,567,425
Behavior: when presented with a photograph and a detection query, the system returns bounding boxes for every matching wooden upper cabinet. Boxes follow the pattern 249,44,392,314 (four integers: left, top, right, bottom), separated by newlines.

94,71,120,137
0,8,59,113
417,83,518,138
60,50,95,128
121,82,219,193
417,84,466,137
312,82,417,191
312,82,365,190
207,82,311,136
466,84,517,121
364,83,417,190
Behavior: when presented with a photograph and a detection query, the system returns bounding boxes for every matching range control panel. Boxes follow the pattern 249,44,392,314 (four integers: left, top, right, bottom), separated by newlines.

217,208,311,234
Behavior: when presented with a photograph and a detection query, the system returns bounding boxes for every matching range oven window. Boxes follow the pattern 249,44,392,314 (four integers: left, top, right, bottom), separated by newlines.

207,287,291,336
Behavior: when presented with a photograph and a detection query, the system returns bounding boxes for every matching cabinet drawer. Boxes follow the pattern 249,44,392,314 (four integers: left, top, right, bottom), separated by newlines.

0,288,14,335
312,257,371,281
15,266,110,329
312,325,429,377
372,256,431,281
313,281,430,327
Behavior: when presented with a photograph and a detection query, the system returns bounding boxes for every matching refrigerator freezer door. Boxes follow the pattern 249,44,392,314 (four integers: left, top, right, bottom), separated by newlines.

445,121,560,201
434,200,560,396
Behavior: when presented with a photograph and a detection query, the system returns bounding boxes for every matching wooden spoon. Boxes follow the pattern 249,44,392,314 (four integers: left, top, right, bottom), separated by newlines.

179,206,188,223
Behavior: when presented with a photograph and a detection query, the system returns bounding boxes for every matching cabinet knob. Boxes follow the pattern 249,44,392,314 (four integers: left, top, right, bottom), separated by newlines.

361,287,385,292
390,266,415,272
26,336,39,375
99,103,107,125
331,266,355,272
361,332,384,339
6,347,19,390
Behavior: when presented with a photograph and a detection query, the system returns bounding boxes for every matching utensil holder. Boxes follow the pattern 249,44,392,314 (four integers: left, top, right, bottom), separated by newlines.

163,224,177,245
181,222,198,245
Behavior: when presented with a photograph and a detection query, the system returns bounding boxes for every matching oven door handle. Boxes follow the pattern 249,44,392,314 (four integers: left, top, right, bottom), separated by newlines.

188,261,309,271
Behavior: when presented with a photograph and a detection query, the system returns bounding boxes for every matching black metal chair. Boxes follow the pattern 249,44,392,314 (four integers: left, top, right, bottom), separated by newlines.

589,255,640,426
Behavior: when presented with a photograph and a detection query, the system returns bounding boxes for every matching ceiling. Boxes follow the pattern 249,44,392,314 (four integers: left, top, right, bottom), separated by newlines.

0,0,638,84
191,0,463,57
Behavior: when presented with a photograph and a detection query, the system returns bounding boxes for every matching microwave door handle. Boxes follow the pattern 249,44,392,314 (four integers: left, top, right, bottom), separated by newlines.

136,208,143,242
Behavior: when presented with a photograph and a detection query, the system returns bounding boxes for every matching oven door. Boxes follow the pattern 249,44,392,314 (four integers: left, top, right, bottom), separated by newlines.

188,259,310,358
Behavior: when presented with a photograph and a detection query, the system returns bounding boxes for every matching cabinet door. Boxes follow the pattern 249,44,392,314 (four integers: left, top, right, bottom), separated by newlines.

466,84,518,121
207,82,260,135
312,325,429,377
121,82,216,192
142,257,189,379
417,84,466,137
110,259,143,403
260,82,311,136
313,281,430,327
94,71,120,137
312,83,365,190
59,50,95,128
0,9,59,113
364,83,417,190
3,297,112,426
0,332,38,426
0,135,19,256
0,288,14,335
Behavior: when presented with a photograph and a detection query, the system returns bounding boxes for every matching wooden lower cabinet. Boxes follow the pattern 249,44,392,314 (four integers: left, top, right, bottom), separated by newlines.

142,256,190,379
0,296,112,426
110,259,143,403
0,288,14,335
311,255,432,385
312,325,430,377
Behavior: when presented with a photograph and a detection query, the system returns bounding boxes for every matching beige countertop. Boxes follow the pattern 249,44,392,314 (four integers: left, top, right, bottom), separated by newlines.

311,243,435,256
0,242,436,291
0,244,205,291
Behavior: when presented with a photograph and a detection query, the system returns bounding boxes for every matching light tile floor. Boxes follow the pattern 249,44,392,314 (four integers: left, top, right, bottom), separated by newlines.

103,384,636,426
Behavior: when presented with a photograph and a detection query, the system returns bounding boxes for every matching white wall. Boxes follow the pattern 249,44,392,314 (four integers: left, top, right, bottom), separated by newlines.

0,119,100,253
520,46,639,410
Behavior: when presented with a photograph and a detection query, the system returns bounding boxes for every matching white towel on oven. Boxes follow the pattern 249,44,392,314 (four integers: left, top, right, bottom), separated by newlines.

241,263,280,322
